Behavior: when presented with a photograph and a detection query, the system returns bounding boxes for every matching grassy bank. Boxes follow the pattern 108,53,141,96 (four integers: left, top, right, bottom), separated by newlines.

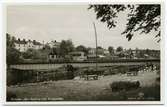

7,71,160,101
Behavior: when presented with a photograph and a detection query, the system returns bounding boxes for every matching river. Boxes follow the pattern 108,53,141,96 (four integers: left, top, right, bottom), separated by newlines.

9,62,160,70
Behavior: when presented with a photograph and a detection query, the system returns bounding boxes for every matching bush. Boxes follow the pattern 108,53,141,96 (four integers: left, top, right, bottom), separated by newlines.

7,47,21,65
7,69,19,86
7,91,17,101
110,81,140,92
66,65,75,79
96,84,160,101
7,68,68,85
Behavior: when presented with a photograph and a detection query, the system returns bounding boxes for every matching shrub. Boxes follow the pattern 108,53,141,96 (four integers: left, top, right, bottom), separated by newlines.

110,81,140,92
7,91,17,101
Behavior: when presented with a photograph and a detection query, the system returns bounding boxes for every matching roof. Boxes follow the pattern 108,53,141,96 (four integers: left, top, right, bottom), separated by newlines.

14,40,27,44
49,53,57,55
33,41,42,45
69,51,84,54
98,55,105,58
48,41,60,45
14,39,42,45
49,51,58,55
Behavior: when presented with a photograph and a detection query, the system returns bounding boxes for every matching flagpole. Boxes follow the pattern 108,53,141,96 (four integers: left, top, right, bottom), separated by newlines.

93,22,98,72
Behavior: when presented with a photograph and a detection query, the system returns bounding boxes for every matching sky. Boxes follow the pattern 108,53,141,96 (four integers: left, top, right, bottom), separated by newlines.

7,5,160,50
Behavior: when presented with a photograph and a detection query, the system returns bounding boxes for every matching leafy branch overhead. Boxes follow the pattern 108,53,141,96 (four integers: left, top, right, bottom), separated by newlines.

88,4,160,42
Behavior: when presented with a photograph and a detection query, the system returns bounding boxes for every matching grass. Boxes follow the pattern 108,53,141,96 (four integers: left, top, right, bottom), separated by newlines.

96,85,160,101
7,70,160,101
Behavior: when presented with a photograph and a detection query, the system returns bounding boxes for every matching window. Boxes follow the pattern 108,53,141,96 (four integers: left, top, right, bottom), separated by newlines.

52,55,54,58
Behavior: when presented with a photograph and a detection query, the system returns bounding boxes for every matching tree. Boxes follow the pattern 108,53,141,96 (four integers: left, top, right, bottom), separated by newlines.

146,49,150,55
108,46,115,55
22,49,39,59
6,33,21,65
137,50,145,58
89,4,160,42
7,47,21,65
59,40,75,57
38,49,51,61
127,48,133,59
97,46,103,49
96,46,104,55
7,33,15,48
43,44,51,50
52,47,59,55
76,45,88,55
116,46,123,52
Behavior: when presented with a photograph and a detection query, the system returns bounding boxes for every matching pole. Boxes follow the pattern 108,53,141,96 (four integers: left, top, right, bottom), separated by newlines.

93,22,98,71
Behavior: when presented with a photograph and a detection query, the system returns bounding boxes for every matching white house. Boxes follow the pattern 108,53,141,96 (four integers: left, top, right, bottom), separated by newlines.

48,53,58,61
14,39,27,52
103,49,110,55
88,48,96,55
88,48,110,56
32,40,43,50
14,39,43,52
69,51,87,61
47,40,60,49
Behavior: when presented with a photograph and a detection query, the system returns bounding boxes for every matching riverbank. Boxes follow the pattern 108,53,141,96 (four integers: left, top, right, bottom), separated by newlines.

7,70,160,101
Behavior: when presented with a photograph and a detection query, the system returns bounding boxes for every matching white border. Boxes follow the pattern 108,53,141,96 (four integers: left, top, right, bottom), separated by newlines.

1,0,165,106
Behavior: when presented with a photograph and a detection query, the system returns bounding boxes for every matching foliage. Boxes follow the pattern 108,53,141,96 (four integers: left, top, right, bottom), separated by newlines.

7,33,16,48
108,46,114,55
89,4,160,42
97,46,103,49
66,65,75,79
7,90,17,101
22,48,49,61
110,81,140,92
7,47,21,64
22,49,38,59
96,85,160,101
116,46,123,52
6,33,21,65
43,44,51,50
76,45,88,55
52,47,59,55
59,40,75,57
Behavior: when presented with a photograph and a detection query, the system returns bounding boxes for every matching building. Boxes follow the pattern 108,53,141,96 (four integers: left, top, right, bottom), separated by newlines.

48,52,58,61
14,39,27,52
88,48,109,56
148,50,160,58
87,54,97,60
47,40,60,49
123,49,160,59
88,48,96,55
32,40,43,50
103,49,110,56
14,38,43,52
69,51,87,61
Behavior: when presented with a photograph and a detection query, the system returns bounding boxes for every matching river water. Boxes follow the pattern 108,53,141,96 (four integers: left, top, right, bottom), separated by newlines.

9,62,154,70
